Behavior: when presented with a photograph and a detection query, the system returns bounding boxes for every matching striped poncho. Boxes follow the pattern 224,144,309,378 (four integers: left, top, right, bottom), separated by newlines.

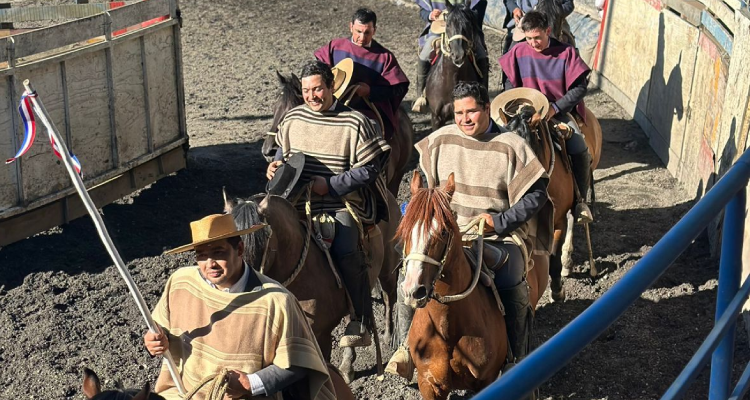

152,267,336,400
415,124,553,257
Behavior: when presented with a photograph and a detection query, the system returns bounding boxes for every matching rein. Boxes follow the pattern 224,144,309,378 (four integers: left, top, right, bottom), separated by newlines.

403,217,485,304
183,369,229,400
264,182,313,287
439,33,484,79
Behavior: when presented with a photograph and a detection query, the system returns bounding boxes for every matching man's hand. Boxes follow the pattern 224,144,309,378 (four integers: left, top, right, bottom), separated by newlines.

225,370,252,399
143,326,169,356
311,176,329,195
355,83,371,98
266,160,283,180
513,7,524,23
478,213,496,234
545,106,557,121
429,9,442,21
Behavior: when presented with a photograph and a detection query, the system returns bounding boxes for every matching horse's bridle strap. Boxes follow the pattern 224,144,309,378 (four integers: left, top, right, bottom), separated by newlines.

404,252,443,267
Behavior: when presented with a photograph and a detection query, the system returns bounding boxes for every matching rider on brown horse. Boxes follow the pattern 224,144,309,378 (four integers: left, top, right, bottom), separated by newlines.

499,10,594,224
387,81,553,379
411,0,489,112
314,8,410,141
267,60,391,349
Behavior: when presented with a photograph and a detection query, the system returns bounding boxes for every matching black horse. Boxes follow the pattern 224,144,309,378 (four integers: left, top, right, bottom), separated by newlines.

82,368,165,400
425,0,488,130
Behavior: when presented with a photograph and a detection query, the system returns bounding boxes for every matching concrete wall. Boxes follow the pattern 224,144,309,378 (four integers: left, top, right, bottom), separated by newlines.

591,0,750,316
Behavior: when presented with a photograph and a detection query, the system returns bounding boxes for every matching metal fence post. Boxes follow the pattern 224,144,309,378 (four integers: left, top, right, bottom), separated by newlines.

710,189,747,399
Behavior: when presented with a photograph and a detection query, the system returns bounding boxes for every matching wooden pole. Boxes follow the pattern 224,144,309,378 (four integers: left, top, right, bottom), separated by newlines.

22,79,186,395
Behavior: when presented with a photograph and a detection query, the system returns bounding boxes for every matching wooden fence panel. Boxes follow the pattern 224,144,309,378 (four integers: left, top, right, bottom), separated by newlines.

109,0,170,32
112,36,149,164
12,14,106,60
144,27,179,149
0,77,17,212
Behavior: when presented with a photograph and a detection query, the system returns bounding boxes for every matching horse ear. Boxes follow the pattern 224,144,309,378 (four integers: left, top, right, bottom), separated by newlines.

82,368,101,399
445,173,456,198
445,1,454,12
223,186,238,214
132,382,152,400
410,170,423,196
276,70,286,85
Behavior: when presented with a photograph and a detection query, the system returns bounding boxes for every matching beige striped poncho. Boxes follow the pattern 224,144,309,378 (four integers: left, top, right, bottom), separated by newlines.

275,103,391,224
415,124,554,258
152,267,336,400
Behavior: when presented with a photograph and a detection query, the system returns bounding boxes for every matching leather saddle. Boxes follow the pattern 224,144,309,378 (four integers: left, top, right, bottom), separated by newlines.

462,241,510,287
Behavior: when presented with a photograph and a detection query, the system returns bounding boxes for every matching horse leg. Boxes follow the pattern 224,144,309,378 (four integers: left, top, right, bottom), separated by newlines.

319,333,333,362
549,252,566,303
561,212,574,276
339,347,357,384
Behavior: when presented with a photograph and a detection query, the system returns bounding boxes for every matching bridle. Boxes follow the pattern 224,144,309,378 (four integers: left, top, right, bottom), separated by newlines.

439,32,484,78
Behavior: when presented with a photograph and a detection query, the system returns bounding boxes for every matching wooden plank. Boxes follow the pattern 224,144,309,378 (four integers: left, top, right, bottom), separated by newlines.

144,27,179,149
0,200,64,246
12,14,106,60
0,4,110,23
0,76,17,212
160,143,186,173
701,10,734,55
66,49,114,178
0,36,8,64
663,0,706,26
109,0,170,32
111,36,149,163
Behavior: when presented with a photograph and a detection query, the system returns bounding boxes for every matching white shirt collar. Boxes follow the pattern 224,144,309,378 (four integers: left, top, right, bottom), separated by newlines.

351,38,371,48
329,99,338,111
203,262,251,293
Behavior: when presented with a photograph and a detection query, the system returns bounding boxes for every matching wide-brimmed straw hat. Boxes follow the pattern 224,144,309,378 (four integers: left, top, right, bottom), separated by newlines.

332,58,354,99
165,214,266,254
430,11,448,34
490,87,549,124
512,17,526,42
266,152,306,198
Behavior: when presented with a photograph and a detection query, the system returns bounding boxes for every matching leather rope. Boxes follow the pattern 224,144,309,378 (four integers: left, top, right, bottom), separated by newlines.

439,33,484,79
182,369,229,400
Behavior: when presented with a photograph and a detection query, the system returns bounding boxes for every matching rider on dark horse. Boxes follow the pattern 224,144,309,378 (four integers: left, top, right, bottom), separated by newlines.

411,0,489,113
501,0,575,54
499,10,594,224
267,60,391,350
314,8,410,141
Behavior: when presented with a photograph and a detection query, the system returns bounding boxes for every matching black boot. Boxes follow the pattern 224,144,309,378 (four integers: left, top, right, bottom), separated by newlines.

337,252,372,348
411,60,431,113
386,270,415,380
570,151,594,224
499,281,533,362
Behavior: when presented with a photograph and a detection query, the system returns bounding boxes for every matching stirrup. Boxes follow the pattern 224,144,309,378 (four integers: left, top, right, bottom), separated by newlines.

339,321,372,348
385,346,414,381
411,96,428,113
574,202,594,225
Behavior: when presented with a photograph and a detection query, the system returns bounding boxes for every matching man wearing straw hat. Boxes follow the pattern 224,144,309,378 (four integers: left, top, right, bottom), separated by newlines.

144,214,337,399
386,81,552,379
267,60,391,349
314,8,409,140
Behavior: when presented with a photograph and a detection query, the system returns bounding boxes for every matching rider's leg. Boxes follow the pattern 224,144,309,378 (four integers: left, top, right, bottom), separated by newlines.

491,242,533,363
385,268,416,380
556,113,593,224
412,36,437,113
331,211,372,348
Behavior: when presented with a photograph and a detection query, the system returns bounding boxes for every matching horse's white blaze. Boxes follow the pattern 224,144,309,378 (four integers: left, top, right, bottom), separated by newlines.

402,220,438,303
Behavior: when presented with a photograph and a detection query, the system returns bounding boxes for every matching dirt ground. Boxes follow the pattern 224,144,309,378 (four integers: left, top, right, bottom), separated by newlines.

1,0,748,398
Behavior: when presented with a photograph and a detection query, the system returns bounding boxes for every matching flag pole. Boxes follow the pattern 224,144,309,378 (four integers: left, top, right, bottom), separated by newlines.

22,79,187,395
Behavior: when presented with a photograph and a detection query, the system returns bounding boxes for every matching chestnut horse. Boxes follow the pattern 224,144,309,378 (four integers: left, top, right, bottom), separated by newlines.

225,191,401,383
502,104,602,300
398,172,548,400
424,0,488,130
260,72,414,195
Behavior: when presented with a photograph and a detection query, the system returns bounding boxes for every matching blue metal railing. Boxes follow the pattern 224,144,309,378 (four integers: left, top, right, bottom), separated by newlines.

473,148,750,400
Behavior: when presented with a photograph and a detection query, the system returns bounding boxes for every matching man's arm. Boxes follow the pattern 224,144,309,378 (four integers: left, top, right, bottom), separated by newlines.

504,0,520,13
561,0,575,17
367,82,409,103
246,365,308,396
327,153,385,197
491,178,548,237
420,8,431,21
552,74,588,115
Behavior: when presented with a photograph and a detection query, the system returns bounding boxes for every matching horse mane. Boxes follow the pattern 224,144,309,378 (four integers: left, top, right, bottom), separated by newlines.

534,0,565,39
229,197,272,267
270,71,303,132
395,186,457,249
446,3,482,47
506,105,544,156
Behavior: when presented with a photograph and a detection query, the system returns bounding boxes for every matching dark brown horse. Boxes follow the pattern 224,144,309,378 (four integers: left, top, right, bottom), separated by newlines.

225,191,401,383
260,72,414,195
397,172,548,400
502,104,601,300
424,0,488,130
82,368,164,400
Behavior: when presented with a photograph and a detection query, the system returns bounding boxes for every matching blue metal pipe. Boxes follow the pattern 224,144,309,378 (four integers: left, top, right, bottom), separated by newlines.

710,189,746,400
473,149,750,400
729,356,750,400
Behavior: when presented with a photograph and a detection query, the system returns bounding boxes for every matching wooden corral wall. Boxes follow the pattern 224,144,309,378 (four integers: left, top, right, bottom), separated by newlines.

591,0,750,322
0,0,187,246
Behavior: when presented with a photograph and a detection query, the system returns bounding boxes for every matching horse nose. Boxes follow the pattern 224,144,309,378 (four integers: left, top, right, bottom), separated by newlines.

411,285,428,301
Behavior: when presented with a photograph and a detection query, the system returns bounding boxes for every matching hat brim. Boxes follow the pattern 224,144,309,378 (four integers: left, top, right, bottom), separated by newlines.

512,26,526,42
332,58,354,99
267,152,306,197
491,88,549,124
164,223,267,255
430,19,446,34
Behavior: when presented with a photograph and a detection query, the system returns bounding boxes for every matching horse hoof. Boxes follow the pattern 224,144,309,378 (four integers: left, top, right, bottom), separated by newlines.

551,287,566,303
561,265,571,277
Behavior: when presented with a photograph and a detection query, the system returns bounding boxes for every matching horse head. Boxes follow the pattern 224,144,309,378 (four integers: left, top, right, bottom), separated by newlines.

397,171,459,309
223,188,272,269
82,368,165,400
262,71,302,162
444,1,481,68
506,105,545,156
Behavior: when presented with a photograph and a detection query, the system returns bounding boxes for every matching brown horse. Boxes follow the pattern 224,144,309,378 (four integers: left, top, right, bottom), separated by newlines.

225,191,401,383
260,71,414,195
397,172,548,400
502,104,602,300
424,1,488,130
